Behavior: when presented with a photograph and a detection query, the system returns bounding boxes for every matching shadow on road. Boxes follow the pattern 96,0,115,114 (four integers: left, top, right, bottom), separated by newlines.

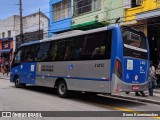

12,85,146,109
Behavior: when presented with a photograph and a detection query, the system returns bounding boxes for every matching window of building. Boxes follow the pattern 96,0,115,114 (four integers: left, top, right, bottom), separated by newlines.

74,0,101,16
92,0,101,11
2,32,5,38
124,0,142,8
131,0,142,8
8,31,11,37
53,0,70,21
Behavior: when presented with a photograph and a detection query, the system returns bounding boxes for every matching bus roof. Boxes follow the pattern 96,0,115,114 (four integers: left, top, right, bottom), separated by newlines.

19,25,118,48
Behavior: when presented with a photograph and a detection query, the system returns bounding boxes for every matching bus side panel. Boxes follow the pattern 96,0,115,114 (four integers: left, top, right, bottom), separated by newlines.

10,63,36,85
123,58,148,84
35,60,111,93
110,27,149,93
67,60,111,93
111,74,148,92
10,65,21,82
19,62,36,84
110,27,123,93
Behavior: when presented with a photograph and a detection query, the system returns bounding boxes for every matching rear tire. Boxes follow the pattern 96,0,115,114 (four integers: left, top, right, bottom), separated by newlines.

57,80,68,98
15,77,26,88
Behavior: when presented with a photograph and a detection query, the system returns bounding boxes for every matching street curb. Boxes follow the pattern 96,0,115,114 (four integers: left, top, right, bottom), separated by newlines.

0,77,10,80
110,94,160,105
98,94,160,105
154,89,160,94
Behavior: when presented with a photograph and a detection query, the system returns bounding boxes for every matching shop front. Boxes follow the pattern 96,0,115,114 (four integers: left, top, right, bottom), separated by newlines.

137,9,160,87
0,38,13,72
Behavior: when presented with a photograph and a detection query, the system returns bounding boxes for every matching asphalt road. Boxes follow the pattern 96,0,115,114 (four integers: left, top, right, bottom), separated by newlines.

0,78,160,120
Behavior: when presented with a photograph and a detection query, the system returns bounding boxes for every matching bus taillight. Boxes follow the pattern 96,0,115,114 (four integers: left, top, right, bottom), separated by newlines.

115,59,122,79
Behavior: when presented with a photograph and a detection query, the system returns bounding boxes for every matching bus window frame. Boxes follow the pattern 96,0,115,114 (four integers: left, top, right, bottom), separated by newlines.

11,47,23,67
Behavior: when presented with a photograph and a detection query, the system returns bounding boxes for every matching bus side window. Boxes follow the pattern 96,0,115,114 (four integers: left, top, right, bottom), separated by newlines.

81,31,111,60
23,45,36,62
42,51,50,61
49,42,58,61
13,49,22,65
92,46,106,59
73,36,83,60
91,47,102,59
64,46,73,61
80,36,91,60
34,45,40,61
26,51,34,61
100,46,105,55
36,42,50,62
74,48,82,60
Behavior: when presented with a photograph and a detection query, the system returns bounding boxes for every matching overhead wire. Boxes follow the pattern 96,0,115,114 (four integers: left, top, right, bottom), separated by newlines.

0,1,139,28
0,1,159,37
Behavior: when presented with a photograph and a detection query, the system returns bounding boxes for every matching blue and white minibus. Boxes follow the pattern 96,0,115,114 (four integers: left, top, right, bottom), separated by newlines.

10,25,149,97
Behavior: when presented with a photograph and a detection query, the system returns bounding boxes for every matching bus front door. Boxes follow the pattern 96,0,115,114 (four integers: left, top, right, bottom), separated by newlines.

20,62,36,84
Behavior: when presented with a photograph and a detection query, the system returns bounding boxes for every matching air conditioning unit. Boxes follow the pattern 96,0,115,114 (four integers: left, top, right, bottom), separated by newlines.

136,0,143,5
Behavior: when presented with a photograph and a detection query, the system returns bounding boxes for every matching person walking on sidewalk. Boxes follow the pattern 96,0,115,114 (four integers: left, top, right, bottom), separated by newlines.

148,63,157,96
3,61,9,76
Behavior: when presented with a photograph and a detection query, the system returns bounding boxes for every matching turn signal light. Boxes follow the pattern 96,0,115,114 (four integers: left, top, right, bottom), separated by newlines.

115,59,122,79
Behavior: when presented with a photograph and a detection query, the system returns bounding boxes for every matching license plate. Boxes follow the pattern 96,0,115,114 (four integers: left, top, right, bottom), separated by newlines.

132,85,139,90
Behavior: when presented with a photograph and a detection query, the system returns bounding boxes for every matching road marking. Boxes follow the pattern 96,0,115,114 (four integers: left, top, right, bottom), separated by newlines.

96,103,160,119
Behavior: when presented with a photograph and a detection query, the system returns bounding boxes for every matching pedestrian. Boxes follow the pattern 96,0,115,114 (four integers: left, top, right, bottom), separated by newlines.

148,62,157,96
126,91,145,97
3,61,9,76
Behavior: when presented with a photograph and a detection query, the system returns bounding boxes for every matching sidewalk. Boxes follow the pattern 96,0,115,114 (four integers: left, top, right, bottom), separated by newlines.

0,72,10,80
109,88,160,105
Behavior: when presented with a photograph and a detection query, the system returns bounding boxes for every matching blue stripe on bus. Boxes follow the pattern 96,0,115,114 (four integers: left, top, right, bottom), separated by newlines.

36,75,109,81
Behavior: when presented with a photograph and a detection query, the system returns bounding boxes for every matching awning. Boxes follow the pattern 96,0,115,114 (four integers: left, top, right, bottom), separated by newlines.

137,9,160,21
0,49,12,54
71,20,106,30
120,20,137,26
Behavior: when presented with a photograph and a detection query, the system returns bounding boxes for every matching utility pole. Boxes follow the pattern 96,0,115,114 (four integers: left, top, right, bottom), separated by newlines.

19,0,23,44
39,8,41,40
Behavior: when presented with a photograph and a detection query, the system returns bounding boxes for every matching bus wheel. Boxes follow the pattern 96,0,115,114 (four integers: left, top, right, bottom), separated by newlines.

15,77,25,88
57,80,68,98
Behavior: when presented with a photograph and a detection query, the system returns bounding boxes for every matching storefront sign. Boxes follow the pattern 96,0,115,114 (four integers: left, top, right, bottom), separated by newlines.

2,42,10,49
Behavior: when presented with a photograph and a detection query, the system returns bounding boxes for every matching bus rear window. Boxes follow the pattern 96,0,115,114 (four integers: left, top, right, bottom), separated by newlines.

122,29,148,59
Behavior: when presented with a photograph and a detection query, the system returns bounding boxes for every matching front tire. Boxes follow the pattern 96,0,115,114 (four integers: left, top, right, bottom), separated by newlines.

57,80,68,98
15,77,26,88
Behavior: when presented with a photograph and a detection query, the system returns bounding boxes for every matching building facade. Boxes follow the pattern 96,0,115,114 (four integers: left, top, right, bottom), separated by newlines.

16,12,49,47
23,12,49,39
0,12,49,64
72,0,124,30
0,38,13,65
49,0,124,34
0,12,49,49
49,0,72,37
0,16,20,65
0,15,20,40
